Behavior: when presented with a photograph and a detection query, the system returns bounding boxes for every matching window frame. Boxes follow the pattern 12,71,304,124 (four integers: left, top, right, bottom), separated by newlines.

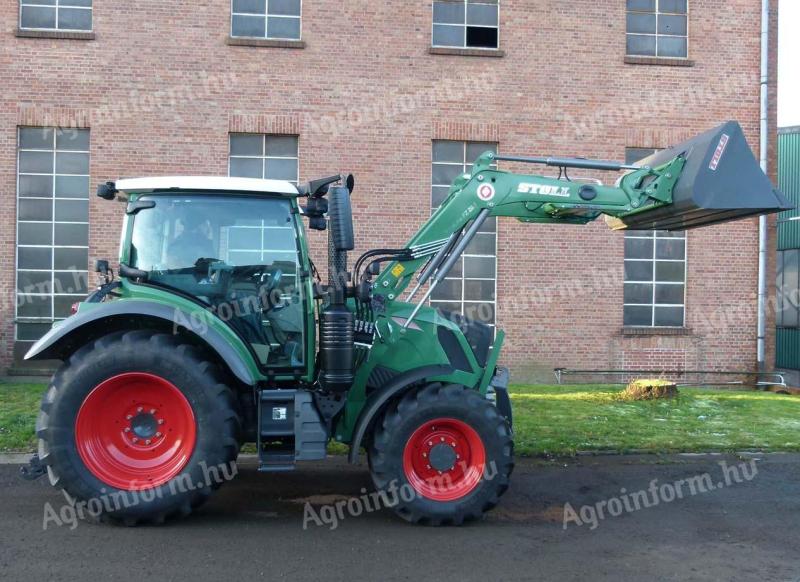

19,0,93,33
228,133,300,185
625,0,689,60
430,140,498,327
15,127,90,342
431,0,500,51
230,0,303,41
623,230,687,328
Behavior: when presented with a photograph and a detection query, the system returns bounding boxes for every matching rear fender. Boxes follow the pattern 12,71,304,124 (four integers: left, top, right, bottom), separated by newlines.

24,300,258,385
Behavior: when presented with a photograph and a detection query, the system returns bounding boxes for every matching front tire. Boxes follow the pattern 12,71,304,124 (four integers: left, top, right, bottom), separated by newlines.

368,383,513,525
36,330,241,525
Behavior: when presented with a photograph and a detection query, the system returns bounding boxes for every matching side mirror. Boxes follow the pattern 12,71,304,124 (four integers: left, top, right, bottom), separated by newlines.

308,216,327,231
96,182,117,200
328,186,354,251
95,259,113,285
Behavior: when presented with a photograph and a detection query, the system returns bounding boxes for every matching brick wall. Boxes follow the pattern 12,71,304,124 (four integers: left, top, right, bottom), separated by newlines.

0,0,779,380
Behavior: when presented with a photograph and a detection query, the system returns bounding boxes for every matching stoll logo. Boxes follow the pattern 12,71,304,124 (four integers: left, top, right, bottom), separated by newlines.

517,183,571,197
708,133,730,171
477,183,495,201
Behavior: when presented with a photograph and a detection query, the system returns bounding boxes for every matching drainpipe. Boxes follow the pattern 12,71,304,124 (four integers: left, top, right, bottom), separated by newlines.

756,0,770,371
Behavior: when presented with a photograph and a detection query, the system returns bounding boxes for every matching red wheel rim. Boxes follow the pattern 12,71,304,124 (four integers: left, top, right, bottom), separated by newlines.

402,417,486,501
74,372,196,490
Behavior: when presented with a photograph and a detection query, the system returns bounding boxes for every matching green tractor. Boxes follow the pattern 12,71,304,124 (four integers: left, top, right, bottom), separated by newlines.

23,121,790,525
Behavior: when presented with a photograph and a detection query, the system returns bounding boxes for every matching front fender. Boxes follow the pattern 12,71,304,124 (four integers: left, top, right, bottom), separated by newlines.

346,364,453,463
25,299,258,385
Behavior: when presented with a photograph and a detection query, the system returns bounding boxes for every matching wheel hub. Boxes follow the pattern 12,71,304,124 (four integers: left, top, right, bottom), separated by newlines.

130,412,159,440
428,443,457,472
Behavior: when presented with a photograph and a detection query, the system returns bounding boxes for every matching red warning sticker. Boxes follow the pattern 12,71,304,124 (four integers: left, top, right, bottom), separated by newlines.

708,134,730,171
477,183,495,201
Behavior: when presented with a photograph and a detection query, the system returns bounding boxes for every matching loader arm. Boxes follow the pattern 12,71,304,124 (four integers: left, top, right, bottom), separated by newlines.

370,120,792,307
372,151,685,303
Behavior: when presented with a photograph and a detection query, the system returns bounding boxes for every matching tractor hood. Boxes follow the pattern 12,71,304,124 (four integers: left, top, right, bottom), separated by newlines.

607,121,793,231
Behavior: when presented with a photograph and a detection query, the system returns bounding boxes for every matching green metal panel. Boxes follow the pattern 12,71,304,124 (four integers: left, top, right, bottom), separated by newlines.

776,127,800,369
776,328,800,369
777,127,800,250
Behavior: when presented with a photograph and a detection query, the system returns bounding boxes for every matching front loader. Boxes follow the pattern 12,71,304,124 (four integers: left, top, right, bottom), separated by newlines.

23,121,791,525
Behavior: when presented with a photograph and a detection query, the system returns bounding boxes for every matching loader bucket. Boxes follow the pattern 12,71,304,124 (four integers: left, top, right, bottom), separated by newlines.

609,121,793,231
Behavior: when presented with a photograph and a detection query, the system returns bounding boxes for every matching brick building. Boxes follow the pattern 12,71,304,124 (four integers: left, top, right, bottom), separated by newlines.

0,0,780,380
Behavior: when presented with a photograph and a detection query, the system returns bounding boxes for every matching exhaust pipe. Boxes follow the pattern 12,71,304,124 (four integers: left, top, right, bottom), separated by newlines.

319,185,355,393
756,0,770,371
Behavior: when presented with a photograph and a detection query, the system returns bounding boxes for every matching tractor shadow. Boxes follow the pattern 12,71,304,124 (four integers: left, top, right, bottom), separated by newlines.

194,457,383,524
189,456,567,528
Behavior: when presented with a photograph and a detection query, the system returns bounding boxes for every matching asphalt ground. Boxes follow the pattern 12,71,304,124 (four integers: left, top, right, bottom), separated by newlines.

0,454,798,581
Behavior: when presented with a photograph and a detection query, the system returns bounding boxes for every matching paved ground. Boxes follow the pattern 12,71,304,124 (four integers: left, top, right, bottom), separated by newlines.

1,454,798,581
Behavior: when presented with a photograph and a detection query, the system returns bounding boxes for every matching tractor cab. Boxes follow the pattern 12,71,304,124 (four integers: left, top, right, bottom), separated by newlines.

117,177,311,370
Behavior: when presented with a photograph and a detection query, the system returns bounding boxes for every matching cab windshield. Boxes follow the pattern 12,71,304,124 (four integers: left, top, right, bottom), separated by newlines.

130,194,305,369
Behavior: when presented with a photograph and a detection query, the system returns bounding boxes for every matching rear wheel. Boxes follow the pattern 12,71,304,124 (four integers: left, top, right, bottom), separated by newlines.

368,383,513,525
37,330,241,525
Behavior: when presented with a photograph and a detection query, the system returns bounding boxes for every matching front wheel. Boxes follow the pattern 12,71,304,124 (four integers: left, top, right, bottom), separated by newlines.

368,383,513,525
37,330,241,525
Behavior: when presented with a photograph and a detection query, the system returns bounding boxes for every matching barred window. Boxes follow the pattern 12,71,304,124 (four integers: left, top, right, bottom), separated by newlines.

626,0,688,58
623,147,687,327
16,127,90,343
231,0,301,40
228,134,299,184
19,0,92,32
432,0,499,50
431,140,497,326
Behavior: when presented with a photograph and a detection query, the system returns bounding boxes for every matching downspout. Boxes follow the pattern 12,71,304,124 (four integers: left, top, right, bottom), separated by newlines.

756,0,770,371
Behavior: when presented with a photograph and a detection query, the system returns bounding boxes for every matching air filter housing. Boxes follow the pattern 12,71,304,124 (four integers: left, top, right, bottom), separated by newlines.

610,121,793,231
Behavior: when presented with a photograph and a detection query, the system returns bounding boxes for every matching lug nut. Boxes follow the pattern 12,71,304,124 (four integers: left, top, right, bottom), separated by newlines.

440,437,445,442
126,415,133,420
428,441,433,446
132,438,138,443
137,407,143,413
145,439,151,445
155,432,162,438
150,409,156,415
158,419,165,425
451,442,457,447
426,464,431,469
124,427,131,433
422,452,427,458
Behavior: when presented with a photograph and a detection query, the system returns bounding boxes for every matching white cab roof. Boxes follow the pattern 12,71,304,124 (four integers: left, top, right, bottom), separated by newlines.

115,176,299,196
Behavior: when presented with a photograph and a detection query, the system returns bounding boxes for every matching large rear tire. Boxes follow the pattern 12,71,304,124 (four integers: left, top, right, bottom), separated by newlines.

36,330,241,525
368,383,513,525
